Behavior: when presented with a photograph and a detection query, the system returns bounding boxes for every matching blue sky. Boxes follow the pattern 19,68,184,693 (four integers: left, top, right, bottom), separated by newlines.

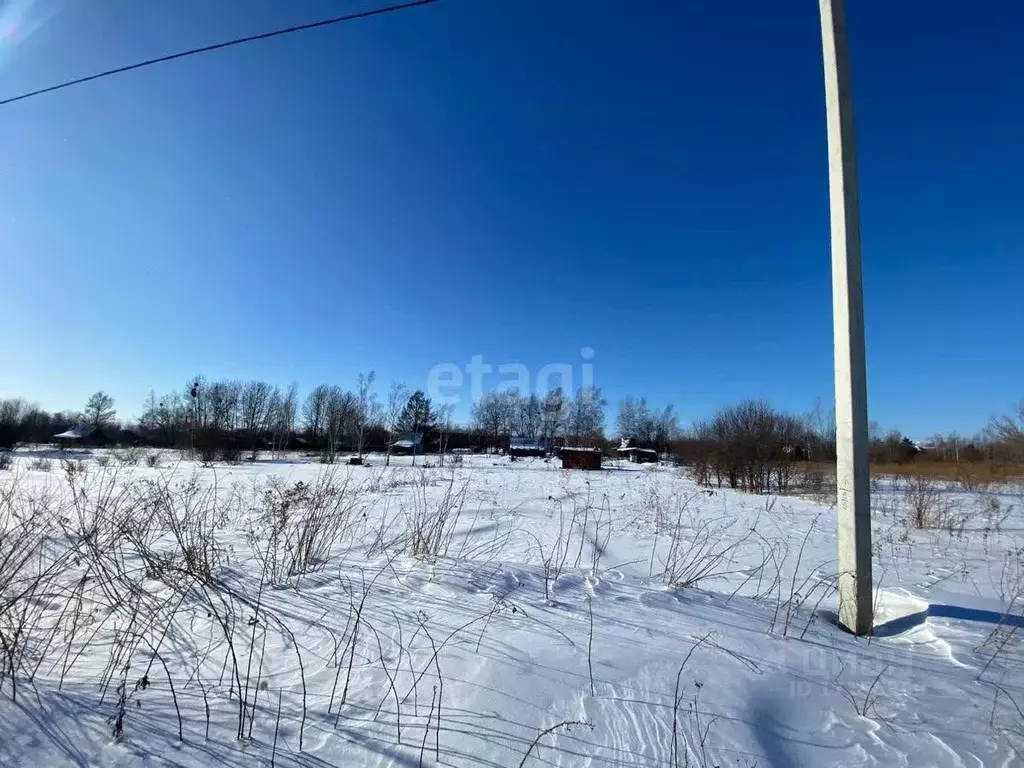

1,0,1021,436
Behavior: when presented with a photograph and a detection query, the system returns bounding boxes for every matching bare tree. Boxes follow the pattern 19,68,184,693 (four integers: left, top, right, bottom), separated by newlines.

617,397,677,452
324,387,357,463
436,403,456,467
616,396,649,440
269,383,299,458
513,392,542,439
190,379,243,461
540,387,566,446
802,397,837,461
187,377,202,458
240,381,274,458
0,398,32,448
206,380,242,435
472,392,510,453
139,390,188,447
566,387,606,447
497,391,519,442
302,385,331,448
354,371,378,460
649,405,679,453
383,383,410,467
989,401,1024,461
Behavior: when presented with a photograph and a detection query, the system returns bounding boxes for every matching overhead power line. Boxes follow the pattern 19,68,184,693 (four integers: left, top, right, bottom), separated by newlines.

0,0,438,108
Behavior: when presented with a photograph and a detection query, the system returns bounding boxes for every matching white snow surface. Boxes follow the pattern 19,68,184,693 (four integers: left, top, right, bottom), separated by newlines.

1,450,1023,767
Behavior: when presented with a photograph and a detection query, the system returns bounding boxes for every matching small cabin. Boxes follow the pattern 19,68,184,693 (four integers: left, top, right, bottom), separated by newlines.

617,438,659,464
561,447,602,470
391,433,425,455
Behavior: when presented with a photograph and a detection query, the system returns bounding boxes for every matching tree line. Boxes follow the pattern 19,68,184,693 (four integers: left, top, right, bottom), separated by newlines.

0,377,610,462
2,379,1022,481
469,387,607,450
141,375,447,465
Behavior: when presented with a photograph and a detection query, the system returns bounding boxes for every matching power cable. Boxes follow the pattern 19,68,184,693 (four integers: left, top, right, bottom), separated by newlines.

0,0,439,108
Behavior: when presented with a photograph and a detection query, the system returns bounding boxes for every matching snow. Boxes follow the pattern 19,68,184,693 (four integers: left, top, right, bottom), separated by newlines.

511,438,544,448
1,450,1023,766
52,426,94,440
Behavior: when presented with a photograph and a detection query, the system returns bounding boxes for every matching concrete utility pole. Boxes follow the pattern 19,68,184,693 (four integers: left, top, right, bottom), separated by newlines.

819,0,873,635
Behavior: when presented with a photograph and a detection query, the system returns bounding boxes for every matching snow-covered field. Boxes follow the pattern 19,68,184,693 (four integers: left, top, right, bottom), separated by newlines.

1,449,1022,767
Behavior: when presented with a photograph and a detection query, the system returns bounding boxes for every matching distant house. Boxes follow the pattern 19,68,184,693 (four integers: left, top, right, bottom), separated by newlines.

391,433,426,456
561,447,602,470
510,437,546,458
53,426,112,448
617,438,659,464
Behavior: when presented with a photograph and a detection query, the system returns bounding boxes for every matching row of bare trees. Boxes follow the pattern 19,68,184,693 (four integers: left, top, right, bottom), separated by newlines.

470,386,607,450
137,376,380,463
300,373,379,462
138,376,450,466
938,403,1024,463
1,377,449,465
137,379,301,461
5,378,1023,475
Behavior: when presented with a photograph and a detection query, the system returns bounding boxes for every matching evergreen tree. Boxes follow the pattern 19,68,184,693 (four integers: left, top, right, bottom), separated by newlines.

396,390,436,435
85,391,116,429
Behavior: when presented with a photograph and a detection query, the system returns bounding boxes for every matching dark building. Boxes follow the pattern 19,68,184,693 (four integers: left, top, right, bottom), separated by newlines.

561,447,602,470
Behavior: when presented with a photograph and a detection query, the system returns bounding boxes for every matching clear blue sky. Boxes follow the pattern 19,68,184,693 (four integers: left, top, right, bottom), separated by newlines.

1,0,1021,436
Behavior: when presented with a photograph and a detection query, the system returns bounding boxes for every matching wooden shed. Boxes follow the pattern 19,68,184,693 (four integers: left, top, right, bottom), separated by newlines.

561,447,602,470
